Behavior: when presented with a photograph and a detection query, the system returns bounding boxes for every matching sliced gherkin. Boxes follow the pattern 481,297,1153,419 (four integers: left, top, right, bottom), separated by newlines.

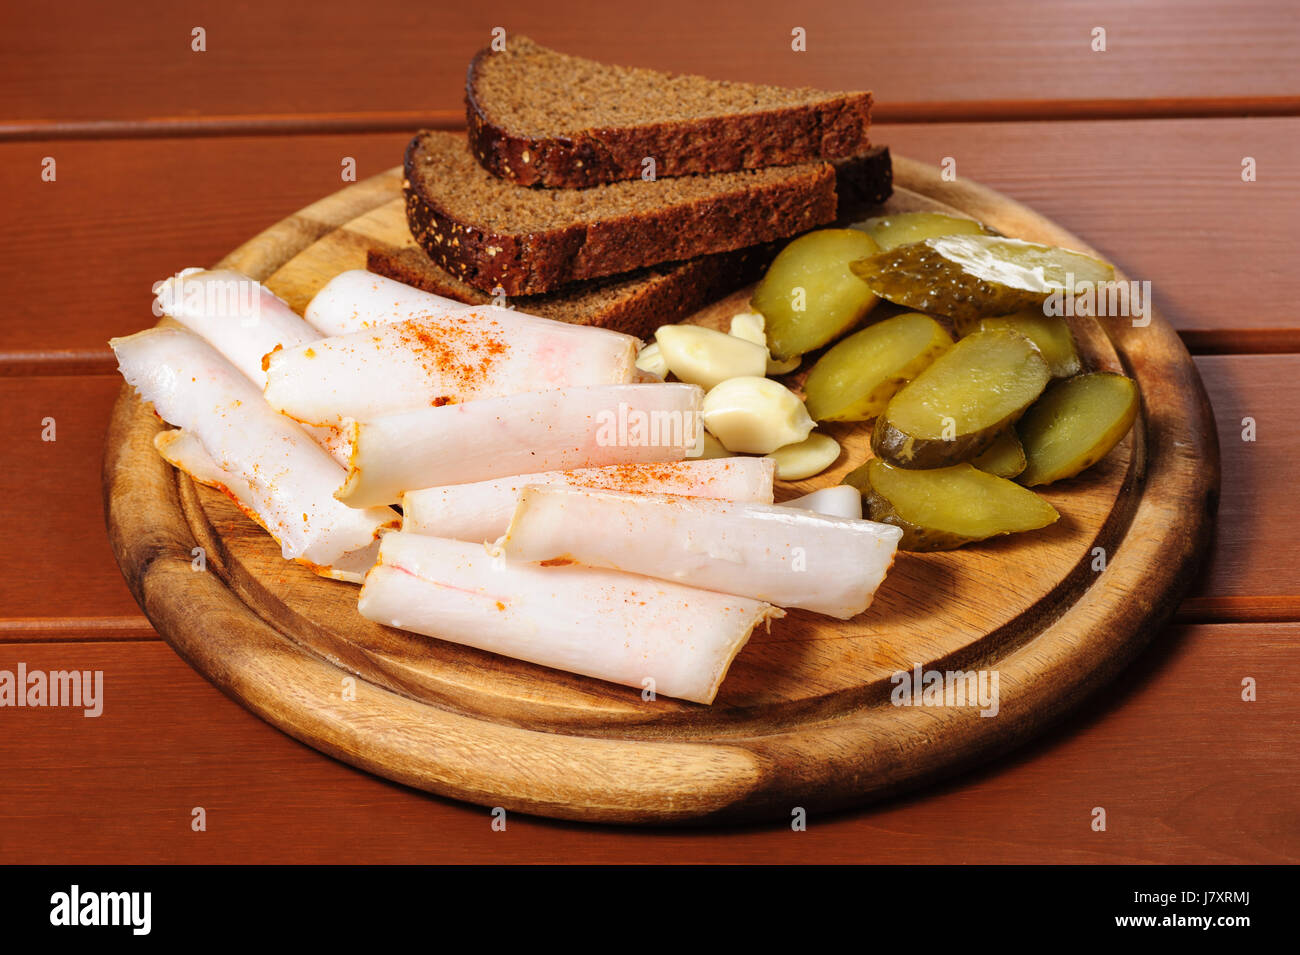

802,312,953,422
972,428,1028,479
843,458,1059,552
850,235,1115,322
853,211,989,252
752,229,882,360
1017,372,1139,486
954,309,1082,379
871,328,1051,469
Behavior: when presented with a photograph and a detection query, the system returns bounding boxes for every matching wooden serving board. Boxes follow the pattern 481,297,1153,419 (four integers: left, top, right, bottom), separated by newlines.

103,157,1218,824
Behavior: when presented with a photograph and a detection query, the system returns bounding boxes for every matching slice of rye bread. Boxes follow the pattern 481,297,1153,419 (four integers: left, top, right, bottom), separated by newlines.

404,131,884,297
466,36,872,188
374,145,891,338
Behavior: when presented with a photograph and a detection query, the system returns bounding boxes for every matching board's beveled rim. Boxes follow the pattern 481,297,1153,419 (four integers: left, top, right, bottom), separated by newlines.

103,157,1219,824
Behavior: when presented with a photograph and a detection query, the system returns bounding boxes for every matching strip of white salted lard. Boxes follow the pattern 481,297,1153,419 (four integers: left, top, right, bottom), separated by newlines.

304,269,469,335
154,268,316,386
337,383,704,508
783,485,864,520
153,429,379,583
153,267,352,467
497,486,903,619
401,458,774,542
265,303,640,426
358,531,781,704
111,327,397,569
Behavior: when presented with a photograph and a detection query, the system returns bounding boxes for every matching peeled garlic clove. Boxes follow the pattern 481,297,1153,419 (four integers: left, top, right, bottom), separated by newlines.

728,311,767,347
655,324,767,390
766,354,802,376
702,376,815,454
635,341,668,380
689,429,734,460
765,433,842,480
728,311,801,376
783,485,863,520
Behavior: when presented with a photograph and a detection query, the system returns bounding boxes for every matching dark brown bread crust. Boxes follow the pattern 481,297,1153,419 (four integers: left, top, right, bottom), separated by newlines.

367,245,778,341
834,145,893,219
465,45,873,188
404,131,839,296
377,145,892,338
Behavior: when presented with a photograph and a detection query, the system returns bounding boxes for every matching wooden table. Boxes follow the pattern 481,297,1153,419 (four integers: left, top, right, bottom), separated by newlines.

1,0,1296,863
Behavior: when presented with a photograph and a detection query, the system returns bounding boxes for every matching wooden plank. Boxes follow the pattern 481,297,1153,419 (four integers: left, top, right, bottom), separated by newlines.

2,1,1298,130
0,132,412,363
1,120,1296,363
0,376,146,626
0,625,1292,861
1181,356,1300,621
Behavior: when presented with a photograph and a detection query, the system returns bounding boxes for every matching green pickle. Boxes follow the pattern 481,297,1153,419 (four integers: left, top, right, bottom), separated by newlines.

853,211,989,252
871,328,1051,469
752,229,882,360
1017,372,1139,486
850,235,1115,322
844,458,1059,551
972,428,1027,479
802,312,953,422
954,309,1082,379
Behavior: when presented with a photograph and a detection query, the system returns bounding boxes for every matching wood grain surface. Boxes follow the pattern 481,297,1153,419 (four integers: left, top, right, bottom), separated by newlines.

0,623,1292,863
1181,356,1300,621
4,1,1299,132
101,159,1217,823
1,0,1295,859
0,376,145,625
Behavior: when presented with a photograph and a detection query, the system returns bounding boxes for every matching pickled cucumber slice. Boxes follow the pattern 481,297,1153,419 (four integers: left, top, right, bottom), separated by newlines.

843,458,1059,551
972,428,1027,479
872,328,1051,468
853,212,989,252
752,229,882,360
954,309,1081,379
802,312,953,422
850,235,1115,322
1017,372,1139,486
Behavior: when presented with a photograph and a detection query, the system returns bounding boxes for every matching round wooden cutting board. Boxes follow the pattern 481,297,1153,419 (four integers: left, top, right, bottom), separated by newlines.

103,157,1219,824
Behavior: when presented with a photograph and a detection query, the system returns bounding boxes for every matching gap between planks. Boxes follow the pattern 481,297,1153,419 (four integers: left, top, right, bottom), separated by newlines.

0,597,1297,646
0,616,156,642
3,96,1300,142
